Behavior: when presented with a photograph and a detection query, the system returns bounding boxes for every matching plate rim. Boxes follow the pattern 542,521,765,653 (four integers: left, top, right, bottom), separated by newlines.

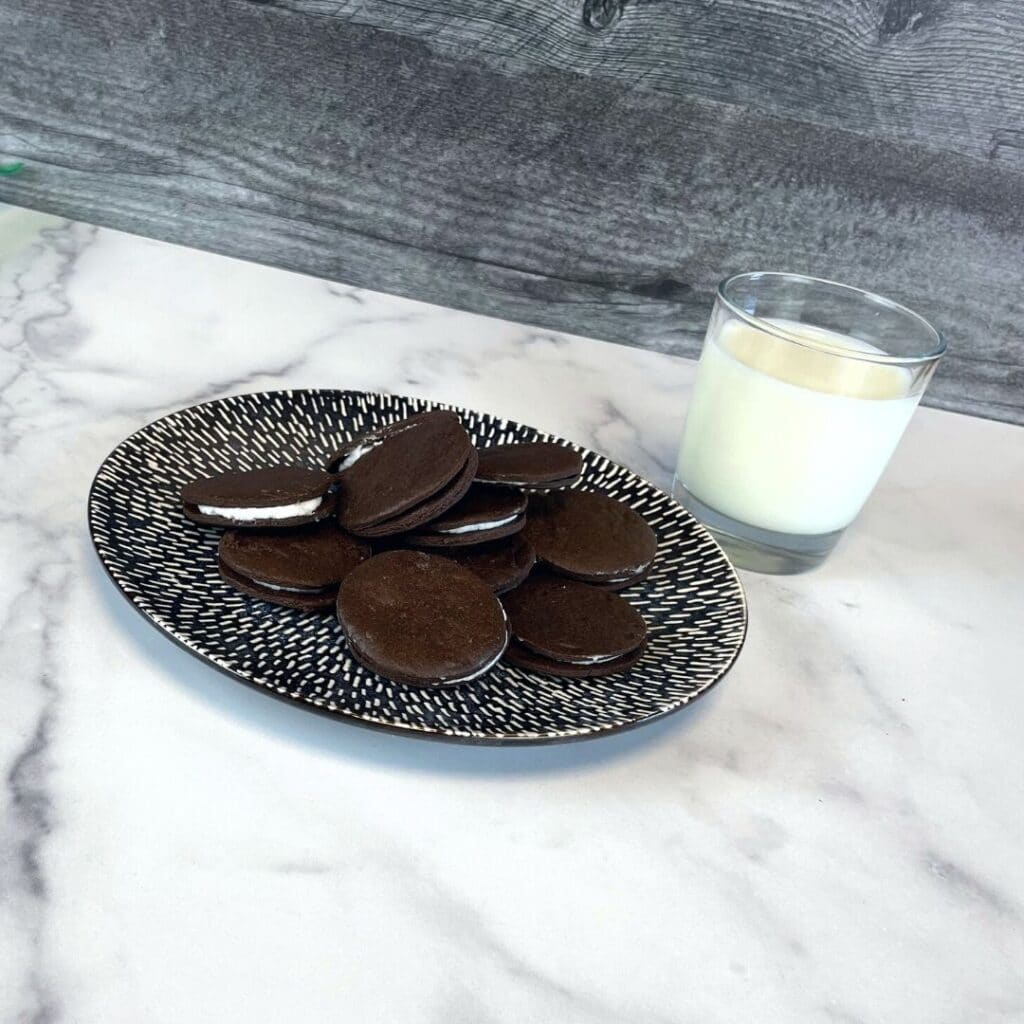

87,388,749,746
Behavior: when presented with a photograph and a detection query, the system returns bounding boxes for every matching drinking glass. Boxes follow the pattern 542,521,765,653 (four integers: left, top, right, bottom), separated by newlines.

673,272,945,574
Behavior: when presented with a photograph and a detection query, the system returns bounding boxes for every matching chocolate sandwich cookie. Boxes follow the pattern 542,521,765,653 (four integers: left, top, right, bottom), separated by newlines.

337,550,508,687
476,442,582,489
501,576,647,678
182,466,336,528
442,534,536,594
403,484,527,548
336,411,475,536
347,449,479,539
218,521,371,610
522,490,657,584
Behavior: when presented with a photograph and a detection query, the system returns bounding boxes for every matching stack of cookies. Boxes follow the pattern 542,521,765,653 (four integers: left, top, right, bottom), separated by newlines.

181,410,656,687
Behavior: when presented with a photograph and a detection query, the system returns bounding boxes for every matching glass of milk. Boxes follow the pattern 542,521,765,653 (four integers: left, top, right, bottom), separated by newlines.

673,272,944,573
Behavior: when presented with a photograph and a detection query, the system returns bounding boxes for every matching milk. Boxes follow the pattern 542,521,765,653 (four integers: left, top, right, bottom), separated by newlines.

677,318,919,536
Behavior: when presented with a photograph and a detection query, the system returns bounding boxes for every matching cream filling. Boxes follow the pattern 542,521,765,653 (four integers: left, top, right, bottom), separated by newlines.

197,496,323,522
562,651,623,665
435,512,520,535
516,640,634,665
251,578,333,595
335,442,376,471
481,477,572,488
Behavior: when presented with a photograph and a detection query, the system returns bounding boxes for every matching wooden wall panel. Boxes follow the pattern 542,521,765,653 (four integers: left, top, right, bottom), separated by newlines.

1,0,1022,422
263,0,1024,169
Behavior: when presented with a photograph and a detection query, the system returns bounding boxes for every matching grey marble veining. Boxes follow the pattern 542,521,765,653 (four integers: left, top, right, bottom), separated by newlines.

0,208,1022,1023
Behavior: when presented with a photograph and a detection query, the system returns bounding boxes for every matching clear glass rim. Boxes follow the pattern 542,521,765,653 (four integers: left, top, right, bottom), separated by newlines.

717,271,946,366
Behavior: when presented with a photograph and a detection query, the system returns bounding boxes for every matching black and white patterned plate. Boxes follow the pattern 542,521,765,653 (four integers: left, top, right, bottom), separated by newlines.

89,390,747,745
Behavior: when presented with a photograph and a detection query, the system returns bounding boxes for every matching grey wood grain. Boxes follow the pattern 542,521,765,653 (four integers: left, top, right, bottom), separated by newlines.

252,0,1024,170
1,0,1022,423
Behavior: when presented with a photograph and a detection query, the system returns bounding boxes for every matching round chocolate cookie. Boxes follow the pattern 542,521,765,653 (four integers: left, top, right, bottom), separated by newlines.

347,449,479,539
218,521,371,610
182,466,336,528
442,534,536,594
336,550,509,686
404,484,527,548
522,490,657,584
335,411,474,533
502,575,647,665
475,442,582,489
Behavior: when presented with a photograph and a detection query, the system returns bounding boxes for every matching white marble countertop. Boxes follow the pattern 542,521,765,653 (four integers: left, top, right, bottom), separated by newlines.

2,208,1022,1023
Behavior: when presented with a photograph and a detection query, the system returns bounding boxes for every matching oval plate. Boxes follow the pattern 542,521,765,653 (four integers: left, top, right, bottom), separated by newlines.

88,390,747,745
